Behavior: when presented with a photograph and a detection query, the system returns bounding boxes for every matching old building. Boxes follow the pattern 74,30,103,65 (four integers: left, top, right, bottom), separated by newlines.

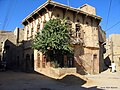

105,34,120,71
22,0,105,78
0,28,24,70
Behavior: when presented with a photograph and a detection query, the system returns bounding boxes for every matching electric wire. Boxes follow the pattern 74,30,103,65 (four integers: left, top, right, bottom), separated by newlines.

4,0,17,30
105,0,112,30
105,20,120,32
67,0,70,6
2,0,11,30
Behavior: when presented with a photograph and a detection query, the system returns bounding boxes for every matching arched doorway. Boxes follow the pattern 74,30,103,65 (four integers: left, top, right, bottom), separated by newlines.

25,54,30,72
92,54,97,74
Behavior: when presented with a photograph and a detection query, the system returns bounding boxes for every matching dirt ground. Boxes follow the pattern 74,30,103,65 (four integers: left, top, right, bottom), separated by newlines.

0,69,120,90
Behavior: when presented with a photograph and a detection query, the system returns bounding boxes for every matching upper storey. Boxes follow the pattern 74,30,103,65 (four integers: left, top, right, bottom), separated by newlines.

22,0,101,25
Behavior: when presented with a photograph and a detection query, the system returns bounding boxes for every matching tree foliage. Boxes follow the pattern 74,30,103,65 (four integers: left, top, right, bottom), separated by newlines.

32,18,72,55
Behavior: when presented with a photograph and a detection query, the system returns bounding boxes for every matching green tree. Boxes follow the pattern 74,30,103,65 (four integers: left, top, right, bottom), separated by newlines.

32,18,73,66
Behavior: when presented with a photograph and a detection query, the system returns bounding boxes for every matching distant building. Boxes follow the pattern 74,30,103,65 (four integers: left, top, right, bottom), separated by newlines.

22,0,105,78
105,34,120,71
0,28,24,70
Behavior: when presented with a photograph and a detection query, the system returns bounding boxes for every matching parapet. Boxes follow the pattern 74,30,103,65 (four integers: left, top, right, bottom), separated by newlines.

79,4,96,15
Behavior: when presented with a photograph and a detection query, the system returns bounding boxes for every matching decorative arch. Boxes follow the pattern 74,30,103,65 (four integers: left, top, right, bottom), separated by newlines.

25,54,30,71
37,53,40,68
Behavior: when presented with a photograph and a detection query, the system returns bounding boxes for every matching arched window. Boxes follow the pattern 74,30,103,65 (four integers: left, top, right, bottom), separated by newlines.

67,17,70,20
26,54,30,71
75,24,81,37
86,21,89,25
37,23,40,32
66,21,72,36
31,28,34,38
27,26,29,40
37,53,40,68
43,21,46,28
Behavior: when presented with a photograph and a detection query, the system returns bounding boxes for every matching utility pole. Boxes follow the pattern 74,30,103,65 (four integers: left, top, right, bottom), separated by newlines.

67,0,70,6
111,38,114,62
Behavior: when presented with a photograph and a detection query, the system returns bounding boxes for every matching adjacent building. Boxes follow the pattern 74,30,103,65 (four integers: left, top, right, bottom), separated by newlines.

105,34,120,71
0,28,24,70
22,0,105,78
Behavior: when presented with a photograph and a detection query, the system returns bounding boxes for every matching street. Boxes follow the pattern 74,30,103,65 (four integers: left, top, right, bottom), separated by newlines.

0,70,120,90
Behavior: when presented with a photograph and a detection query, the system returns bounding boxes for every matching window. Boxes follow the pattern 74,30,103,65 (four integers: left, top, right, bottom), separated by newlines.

86,22,89,25
31,28,33,32
31,28,34,38
27,29,29,40
27,30,29,34
66,21,72,36
37,23,40,32
67,17,70,20
76,24,81,37
43,21,46,28
37,53,40,68
42,55,46,68
93,54,97,59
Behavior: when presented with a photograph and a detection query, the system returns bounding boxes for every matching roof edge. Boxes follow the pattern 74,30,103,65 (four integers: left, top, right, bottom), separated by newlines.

22,0,102,24
22,0,50,23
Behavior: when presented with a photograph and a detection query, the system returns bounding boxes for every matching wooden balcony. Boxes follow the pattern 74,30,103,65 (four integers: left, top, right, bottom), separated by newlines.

70,31,84,45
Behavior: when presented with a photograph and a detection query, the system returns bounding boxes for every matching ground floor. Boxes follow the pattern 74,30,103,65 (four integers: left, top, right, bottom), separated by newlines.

23,41,104,77
0,70,120,90
33,46,103,77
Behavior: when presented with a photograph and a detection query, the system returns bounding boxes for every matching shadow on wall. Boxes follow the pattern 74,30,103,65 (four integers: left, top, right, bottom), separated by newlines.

104,55,111,70
2,39,24,70
3,40,16,69
74,56,89,75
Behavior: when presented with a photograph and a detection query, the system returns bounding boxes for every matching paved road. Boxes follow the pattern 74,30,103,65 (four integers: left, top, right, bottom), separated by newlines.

0,70,120,90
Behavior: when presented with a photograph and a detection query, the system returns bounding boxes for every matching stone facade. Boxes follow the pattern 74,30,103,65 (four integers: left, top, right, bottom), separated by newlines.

0,28,24,70
105,34,120,71
22,0,105,76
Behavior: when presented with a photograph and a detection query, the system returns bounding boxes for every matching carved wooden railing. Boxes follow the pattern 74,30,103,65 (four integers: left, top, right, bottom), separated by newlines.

69,31,84,45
